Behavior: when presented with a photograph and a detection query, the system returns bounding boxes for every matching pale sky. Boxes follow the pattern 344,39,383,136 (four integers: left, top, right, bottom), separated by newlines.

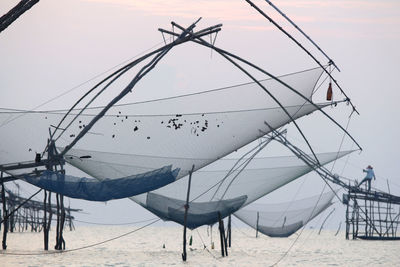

1,0,400,232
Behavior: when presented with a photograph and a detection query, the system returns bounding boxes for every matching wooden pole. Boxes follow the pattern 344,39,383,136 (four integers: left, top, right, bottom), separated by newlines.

1,172,8,250
364,195,368,237
47,192,52,236
355,203,359,238
182,165,194,262
228,215,231,247
256,211,259,238
55,193,60,250
387,181,395,237
218,212,225,257
210,225,214,249
378,201,382,236
60,194,65,249
59,166,66,249
0,0,40,34
43,190,48,250
345,193,349,240
223,219,228,256
351,202,355,239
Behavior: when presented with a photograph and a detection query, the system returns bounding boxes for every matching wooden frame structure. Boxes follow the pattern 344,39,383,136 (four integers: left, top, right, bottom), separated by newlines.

344,186,400,240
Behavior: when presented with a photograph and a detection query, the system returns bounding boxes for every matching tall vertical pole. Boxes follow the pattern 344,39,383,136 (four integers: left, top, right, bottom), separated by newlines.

256,211,259,238
218,212,225,257
182,165,195,262
47,192,52,238
228,215,231,247
370,199,373,237
352,201,356,239
1,171,8,250
387,181,395,237
365,195,368,237
59,168,66,250
223,218,228,256
345,199,349,239
378,201,382,237
55,193,60,249
43,190,48,250
355,202,359,238
345,184,351,239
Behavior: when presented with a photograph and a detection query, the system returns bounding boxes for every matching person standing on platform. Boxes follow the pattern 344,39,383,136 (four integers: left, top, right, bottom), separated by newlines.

358,165,376,191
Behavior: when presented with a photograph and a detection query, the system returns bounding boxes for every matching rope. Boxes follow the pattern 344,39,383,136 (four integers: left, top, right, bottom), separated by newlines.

0,40,168,129
245,0,358,114
269,185,328,266
262,0,340,71
0,218,160,256
330,116,352,172
73,218,157,226
215,136,274,201
196,229,218,259
0,66,323,115
0,188,42,224
231,220,253,238
269,173,309,227
0,103,324,118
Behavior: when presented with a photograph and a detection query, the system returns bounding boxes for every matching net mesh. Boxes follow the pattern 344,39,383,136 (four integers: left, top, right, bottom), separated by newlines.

1,67,326,202
22,166,179,201
63,148,350,228
234,191,335,237
1,67,322,173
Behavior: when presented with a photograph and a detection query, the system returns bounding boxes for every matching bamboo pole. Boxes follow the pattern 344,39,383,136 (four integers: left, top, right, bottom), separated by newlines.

43,190,49,250
1,172,8,250
182,165,194,262
218,212,225,257
256,211,259,238
228,215,232,247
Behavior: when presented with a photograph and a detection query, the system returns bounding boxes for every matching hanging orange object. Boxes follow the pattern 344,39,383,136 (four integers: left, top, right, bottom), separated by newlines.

326,82,333,101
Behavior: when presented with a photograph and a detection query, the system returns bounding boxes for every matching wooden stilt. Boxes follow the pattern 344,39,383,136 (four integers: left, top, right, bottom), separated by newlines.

210,225,214,249
1,172,8,250
218,212,225,257
355,203,359,238
365,197,368,238
43,190,49,250
256,211,259,238
228,215,231,248
55,193,61,250
182,165,194,262
223,220,228,256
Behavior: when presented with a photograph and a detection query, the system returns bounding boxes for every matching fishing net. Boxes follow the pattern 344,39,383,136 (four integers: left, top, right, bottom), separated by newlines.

1,67,324,199
22,166,179,201
62,67,324,179
62,147,350,228
234,191,335,237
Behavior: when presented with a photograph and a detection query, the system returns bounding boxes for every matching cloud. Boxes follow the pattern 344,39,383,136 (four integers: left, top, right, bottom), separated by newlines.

85,0,257,21
84,0,400,37
277,0,400,10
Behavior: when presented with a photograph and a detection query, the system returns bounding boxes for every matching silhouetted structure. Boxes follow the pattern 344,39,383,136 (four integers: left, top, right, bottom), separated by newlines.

344,185,400,240
0,186,81,250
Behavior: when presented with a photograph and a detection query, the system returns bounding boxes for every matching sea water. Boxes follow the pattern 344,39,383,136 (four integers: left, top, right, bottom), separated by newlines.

1,226,399,266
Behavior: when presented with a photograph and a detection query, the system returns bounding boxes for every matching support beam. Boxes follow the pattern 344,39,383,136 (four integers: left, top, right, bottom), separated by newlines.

218,212,225,257
256,211,259,238
43,190,48,250
228,215,231,247
1,172,8,250
182,165,194,262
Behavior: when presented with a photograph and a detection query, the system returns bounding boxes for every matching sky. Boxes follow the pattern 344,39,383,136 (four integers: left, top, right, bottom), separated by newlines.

1,0,400,233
